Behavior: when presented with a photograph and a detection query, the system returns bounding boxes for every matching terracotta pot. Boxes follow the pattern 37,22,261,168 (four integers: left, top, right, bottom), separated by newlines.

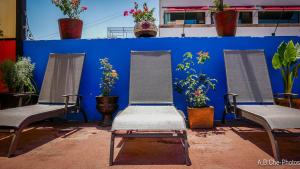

96,96,118,126
134,21,158,38
188,106,214,129
213,10,238,36
58,18,83,39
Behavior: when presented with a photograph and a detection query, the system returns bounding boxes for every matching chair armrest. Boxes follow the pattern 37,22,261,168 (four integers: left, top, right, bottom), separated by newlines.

224,93,238,115
62,94,82,110
62,94,82,98
225,93,238,97
13,92,38,97
274,93,298,108
13,93,38,107
274,93,298,98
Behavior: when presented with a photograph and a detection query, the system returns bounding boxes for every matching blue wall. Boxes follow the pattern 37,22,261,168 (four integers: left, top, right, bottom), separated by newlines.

23,37,300,122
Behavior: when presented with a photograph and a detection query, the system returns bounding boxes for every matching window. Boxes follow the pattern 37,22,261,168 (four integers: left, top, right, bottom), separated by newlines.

258,11,300,24
164,12,206,24
239,12,252,24
211,12,252,24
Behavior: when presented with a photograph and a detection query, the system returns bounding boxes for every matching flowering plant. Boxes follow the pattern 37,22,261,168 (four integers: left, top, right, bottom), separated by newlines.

174,52,217,108
52,0,87,19
124,2,155,23
99,58,119,96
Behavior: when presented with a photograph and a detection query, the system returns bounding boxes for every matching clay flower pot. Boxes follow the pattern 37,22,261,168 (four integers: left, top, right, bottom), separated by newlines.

58,18,83,39
134,21,158,38
213,10,238,36
188,106,214,129
96,96,118,126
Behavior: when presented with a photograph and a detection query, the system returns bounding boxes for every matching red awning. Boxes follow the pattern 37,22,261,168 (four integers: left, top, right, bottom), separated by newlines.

262,6,300,11
165,6,209,12
227,7,257,11
165,6,257,12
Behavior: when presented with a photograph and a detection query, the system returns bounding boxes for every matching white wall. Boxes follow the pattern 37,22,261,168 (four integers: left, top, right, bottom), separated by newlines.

161,0,300,7
159,27,300,37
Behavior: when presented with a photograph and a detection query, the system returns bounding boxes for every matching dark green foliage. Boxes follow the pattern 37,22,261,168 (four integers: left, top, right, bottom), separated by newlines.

0,57,37,93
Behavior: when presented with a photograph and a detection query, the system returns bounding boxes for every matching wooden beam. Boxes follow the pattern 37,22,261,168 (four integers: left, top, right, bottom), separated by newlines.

16,0,26,57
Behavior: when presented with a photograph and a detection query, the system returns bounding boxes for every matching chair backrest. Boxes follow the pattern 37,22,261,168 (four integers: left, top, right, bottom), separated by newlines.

224,50,274,104
38,53,85,104
129,51,173,105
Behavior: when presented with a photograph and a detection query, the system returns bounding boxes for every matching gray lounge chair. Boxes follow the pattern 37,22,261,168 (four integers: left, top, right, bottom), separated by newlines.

110,51,190,165
222,50,300,161
0,53,87,157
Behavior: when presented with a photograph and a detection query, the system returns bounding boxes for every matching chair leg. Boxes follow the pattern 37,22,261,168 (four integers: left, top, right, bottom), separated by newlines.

222,109,227,124
8,128,22,157
183,131,191,166
109,132,115,166
266,129,281,161
80,108,88,123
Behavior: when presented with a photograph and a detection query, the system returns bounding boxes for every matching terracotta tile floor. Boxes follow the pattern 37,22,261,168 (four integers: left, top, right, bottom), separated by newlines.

0,121,299,169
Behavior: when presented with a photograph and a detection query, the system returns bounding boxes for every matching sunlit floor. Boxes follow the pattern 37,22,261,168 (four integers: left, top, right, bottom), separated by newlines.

0,121,299,169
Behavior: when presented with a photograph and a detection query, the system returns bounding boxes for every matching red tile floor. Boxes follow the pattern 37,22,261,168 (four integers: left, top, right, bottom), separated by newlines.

0,121,299,169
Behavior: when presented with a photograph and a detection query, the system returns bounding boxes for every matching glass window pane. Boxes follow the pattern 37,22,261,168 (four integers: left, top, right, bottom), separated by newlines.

239,12,252,24
258,11,300,24
164,12,205,24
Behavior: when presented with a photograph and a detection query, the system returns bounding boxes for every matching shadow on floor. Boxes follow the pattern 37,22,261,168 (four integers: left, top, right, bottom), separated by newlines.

113,138,188,165
0,122,83,157
191,127,226,138
230,121,300,160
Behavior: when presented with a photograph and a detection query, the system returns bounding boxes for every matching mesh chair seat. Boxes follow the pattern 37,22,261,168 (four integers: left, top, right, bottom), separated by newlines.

0,104,67,128
112,106,186,131
238,105,300,130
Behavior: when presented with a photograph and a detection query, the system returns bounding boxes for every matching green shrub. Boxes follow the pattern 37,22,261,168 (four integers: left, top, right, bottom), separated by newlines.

0,57,37,93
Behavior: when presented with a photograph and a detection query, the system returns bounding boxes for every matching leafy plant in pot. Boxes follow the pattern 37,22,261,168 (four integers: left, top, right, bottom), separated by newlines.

211,0,238,36
0,57,38,109
174,52,217,129
96,58,119,127
52,0,87,39
272,40,300,107
124,2,157,37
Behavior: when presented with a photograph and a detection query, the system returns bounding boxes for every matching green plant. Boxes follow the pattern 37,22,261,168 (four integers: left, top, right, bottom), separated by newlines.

0,57,37,93
272,40,300,93
52,0,87,19
174,52,217,108
99,58,119,96
124,2,155,23
211,0,229,12
0,60,15,90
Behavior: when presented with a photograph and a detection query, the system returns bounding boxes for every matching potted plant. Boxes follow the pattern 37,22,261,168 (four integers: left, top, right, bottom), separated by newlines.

124,2,157,37
211,0,238,36
0,57,38,109
272,40,300,107
174,52,217,129
52,0,87,39
96,58,119,126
